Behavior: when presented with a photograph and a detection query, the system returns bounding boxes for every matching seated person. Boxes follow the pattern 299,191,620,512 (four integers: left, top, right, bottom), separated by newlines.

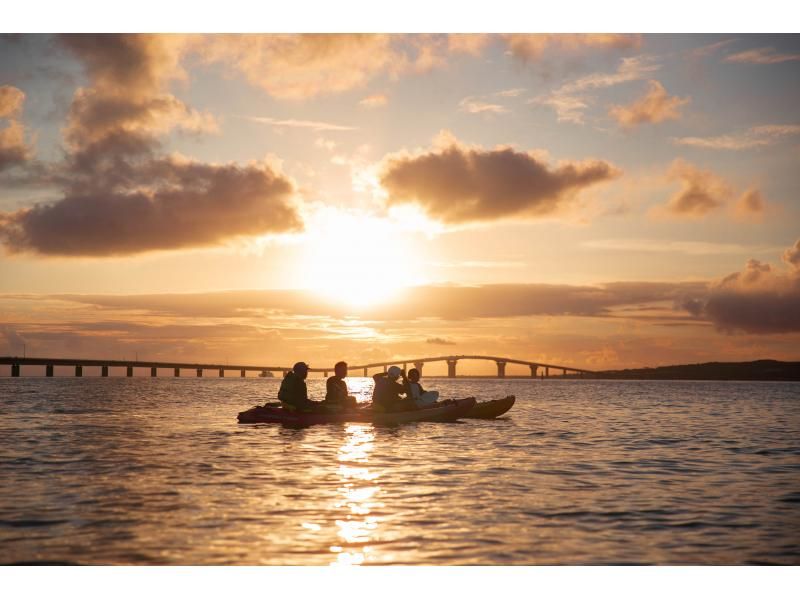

405,368,439,407
277,362,324,412
324,361,358,411
372,366,418,412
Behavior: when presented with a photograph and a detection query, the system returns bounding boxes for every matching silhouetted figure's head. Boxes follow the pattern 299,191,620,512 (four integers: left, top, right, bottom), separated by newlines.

293,361,310,380
387,365,402,381
334,361,348,379
408,368,420,383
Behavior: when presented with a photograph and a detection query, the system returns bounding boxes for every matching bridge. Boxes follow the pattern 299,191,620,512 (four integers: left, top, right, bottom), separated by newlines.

0,355,593,379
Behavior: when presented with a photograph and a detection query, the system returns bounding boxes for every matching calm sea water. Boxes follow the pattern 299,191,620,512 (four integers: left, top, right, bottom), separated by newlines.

1,377,799,565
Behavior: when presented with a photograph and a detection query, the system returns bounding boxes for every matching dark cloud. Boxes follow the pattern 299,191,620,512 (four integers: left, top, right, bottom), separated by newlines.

0,35,301,256
681,241,800,334
380,134,619,224
425,337,456,346
0,157,300,256
49,281,708,322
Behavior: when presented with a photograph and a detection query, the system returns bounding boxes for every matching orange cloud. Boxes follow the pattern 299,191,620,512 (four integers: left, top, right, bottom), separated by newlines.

502,34,641,62
0,85,32,171
358,93,388,108
734,188,767,221
0,85,25,118
672,124,800,150
192,34,444,100
659,159,732,218
609,80,689,128
379,133,620,224
725,47,800,64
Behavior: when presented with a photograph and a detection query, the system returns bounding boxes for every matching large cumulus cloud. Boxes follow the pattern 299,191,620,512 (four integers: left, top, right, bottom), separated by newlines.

379,134,620,224
0,34,301,256
681,240,800,333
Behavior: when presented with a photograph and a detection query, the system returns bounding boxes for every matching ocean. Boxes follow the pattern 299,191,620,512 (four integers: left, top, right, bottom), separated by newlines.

1,377,799,565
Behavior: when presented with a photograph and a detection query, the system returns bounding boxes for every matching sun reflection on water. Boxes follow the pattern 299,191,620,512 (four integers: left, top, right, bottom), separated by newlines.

330,423,382,566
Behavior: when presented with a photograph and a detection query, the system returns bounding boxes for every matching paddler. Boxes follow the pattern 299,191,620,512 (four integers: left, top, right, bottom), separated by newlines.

405,368,439,407
372,366,417,412
277,362,324,412
324,361,358,411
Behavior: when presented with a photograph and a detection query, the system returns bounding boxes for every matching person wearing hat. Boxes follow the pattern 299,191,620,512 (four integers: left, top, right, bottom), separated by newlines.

277,361,322,412
371,365,417,412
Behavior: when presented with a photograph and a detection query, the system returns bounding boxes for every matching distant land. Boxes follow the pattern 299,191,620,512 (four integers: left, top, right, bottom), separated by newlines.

593,360,800,381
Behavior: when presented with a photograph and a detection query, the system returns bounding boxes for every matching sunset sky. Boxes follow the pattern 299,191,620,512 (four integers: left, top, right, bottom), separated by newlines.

1,33,799,373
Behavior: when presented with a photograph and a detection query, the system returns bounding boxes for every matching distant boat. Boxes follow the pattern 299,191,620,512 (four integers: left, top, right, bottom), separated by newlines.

258,371,275,378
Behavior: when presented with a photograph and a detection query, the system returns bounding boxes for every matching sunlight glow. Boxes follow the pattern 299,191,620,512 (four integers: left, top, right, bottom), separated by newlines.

299,208,425,308
331,424,381,566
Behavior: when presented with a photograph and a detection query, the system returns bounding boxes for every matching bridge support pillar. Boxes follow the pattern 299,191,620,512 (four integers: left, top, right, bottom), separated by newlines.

383,365,387,373
545,367,549,378
496,361,506,378
101,365,109,377
11,364,20,377
151,367,157,377
126,366,133,377
563,369,567,377
46,364,53,377
402,363,407,373
219,368,224,378
261,370,267,378
530,365,538,378
241,369,246,378
323,371,328,378
174,367,180,377
414,361,424,374
197,369,203,377
447,359,457,378
75,365,82,377
363,367,368,377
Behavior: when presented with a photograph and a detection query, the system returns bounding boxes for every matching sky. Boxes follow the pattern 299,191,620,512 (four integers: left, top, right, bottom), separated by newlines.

1,33,799,374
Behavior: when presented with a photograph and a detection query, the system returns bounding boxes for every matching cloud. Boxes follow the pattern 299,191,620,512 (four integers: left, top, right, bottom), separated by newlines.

378,133,620,224
659,159,732,218
725,47,800,64
0,120,32,172
0,85,25,118
784,239,800,270
502,34,641,62
531,55,660,124
48,280,708,322
426,337,456,346
359,93,388,108
246,116,356,132
191,34,446,100
672,124,800,150
0,157,301,256
682,242,800,334
689,38,739,58
0,34,302,256
447,34,492,56
458,97,509,115
609,80,689,128
0,86,33,171
734,188,766,220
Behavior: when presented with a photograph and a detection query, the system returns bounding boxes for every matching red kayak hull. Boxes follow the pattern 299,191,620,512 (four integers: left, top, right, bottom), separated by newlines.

464,395,516,419
237,397,476,425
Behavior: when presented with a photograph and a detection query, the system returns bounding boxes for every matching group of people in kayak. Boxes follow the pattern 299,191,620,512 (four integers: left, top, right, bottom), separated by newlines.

277,361,439,413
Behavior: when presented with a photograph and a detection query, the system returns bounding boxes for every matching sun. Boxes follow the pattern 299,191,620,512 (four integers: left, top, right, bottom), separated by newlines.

299,208,425,308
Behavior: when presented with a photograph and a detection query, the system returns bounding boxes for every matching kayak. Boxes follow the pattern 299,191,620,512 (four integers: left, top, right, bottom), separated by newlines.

464,395,516,419
237,397,476,426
